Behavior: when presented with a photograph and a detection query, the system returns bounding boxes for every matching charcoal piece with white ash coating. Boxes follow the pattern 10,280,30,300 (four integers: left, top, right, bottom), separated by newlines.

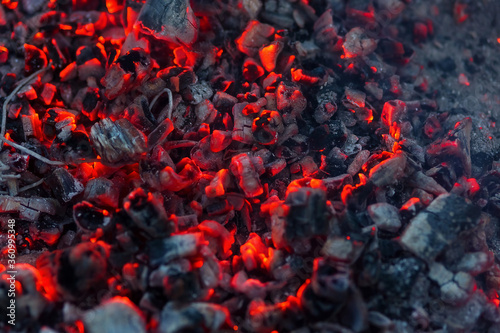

285,188,328,233
400,193,481,262
90,118,147,165
36,242,108,301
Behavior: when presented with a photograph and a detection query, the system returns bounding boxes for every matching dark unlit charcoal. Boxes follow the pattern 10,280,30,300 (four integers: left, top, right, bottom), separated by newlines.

368,152,407,187
83,297,146,333
124,188,175,237
400,194,481,262
90,118,147,165
36,242,108,301
101,48,153,100
73,201,112,231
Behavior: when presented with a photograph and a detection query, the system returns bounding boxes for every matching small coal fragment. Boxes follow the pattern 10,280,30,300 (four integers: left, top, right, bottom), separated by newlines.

367,203,401,233
158,302,228,333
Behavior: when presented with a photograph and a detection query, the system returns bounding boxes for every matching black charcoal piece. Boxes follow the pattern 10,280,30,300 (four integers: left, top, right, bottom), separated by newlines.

285,187,328,241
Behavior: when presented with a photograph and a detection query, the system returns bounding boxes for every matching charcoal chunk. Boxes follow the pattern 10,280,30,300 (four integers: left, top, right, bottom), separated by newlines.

46,168,84,203
400,194,481,261
83,297,146,333
285,188,328,241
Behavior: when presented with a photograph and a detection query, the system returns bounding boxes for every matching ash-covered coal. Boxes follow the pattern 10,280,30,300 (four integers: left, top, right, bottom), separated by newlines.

0,0,499,332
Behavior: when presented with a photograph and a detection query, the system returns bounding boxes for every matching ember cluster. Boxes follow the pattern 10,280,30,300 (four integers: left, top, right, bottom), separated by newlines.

0,0,500,332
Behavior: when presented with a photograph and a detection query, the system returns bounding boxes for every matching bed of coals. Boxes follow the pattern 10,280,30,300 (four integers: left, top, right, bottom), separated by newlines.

0,0,500,332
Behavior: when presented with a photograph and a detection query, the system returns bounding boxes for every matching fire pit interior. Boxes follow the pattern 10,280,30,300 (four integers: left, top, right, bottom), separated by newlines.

1,0,500,332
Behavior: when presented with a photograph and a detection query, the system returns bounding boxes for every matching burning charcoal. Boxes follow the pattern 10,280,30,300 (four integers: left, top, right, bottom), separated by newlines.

0,264,50,324
368,152,407,187
158,66,198,92
212,92,238,114
90,118,147,165
322,237,365,264
148,118,174,149
367,203,401,233
159,158,201,191
158,302,228,333
29,217,62,246
252,110,284,145
181,81,213,104
198,220,234,259
102,48,153,100
124,188,175,237
236,20,275,57
347,150,370,176
73,201,112,232
229,153,265,198
84,177,120,208
191,136,223,170
276,81,307,118
149,233,202,266
400,194,481,262
210,130,232,153
24,44,47,74
282,187,328,244
36,242,108,301
259,40,283,73
46,168,84,203
314,9,337,45
83,296,146,333
136,0,198,46
243,58,265,82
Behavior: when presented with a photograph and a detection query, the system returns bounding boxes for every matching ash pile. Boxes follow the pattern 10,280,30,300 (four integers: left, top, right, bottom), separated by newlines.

0,0,500,332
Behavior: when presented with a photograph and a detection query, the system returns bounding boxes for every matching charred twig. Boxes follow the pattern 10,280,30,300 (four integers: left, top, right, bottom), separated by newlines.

1,62,52,138
0,138,65,165
0,62,64,166
18,177,45,193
